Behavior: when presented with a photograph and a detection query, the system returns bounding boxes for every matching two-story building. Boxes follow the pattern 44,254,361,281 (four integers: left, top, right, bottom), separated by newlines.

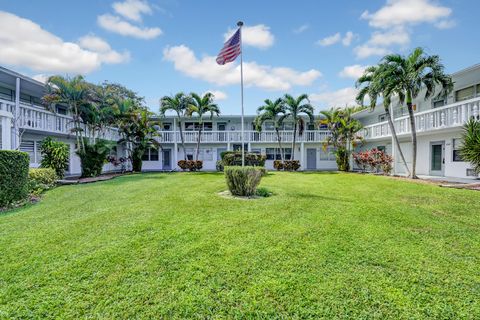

0,64,479,179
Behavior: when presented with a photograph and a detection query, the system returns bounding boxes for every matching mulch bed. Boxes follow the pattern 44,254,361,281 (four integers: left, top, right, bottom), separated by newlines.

58,172,131,185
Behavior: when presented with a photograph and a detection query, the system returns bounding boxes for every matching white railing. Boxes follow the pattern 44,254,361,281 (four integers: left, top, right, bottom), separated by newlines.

361,96,480,140
158,130,331,144
0,99,120,141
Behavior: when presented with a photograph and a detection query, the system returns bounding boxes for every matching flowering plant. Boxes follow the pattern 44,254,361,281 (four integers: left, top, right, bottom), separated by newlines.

353,148,393,174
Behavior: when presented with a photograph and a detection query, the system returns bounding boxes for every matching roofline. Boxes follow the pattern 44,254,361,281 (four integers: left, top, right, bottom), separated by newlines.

0,66,46,87
451,63,480,76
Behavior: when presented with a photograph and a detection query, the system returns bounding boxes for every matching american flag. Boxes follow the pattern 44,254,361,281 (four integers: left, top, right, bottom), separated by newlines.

216,28,241,65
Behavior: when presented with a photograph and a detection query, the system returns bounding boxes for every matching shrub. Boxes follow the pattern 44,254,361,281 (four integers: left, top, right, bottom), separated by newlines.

216,160,224,172
255,187,272,197
40,137,70,178
0,150,30,207
222,152,266,167
460,119,480,174
178,160,203,171
353,148,393,175
77,140,113,177
273,160,300,171
28,168,57,196
224,166,263,197
334,147,350,171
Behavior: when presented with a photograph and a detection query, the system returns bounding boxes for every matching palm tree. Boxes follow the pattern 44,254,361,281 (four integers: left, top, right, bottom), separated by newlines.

378,47,453,178
356,65,411,176
283,94,314,160
160,92,191,160
459,119,480,175
187,92,220,161
254,98,287,162
320,107,364,171
43,75,92,152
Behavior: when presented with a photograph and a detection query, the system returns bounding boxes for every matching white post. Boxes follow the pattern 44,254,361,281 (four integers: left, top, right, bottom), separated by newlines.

173,119,178,170
238,21,245,167
390,104,397,175
0,110,13,150
13,77,20,149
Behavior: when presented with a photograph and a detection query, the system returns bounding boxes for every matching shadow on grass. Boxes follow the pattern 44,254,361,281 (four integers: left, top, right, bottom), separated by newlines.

292,192,349,202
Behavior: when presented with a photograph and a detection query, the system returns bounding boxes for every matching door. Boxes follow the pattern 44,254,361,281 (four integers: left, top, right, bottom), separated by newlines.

306,148,317,170
430,141,445,176
162,149,171,170
217,123,226,141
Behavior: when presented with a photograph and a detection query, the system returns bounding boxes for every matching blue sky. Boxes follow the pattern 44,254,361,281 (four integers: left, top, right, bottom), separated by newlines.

0,0,478,114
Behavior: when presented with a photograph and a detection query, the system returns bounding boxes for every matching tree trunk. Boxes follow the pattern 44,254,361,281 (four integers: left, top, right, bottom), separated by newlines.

275,128,284,162
406,102,418,179
195,126,202,161
177,117,187,160
291,122,297,160
385,107,410,176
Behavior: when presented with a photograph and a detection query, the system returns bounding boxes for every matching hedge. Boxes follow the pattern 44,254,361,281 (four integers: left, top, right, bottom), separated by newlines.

28,168,57,196
222,152,266,167
224,166,263,197
178,160,203,171
0,150,30,207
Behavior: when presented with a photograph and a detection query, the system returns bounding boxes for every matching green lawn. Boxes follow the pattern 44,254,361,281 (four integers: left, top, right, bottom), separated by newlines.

1,172,479,319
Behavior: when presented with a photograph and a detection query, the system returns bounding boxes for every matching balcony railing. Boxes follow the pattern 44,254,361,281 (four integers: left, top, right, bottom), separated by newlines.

157,130,331,144
0,99,120,141
361,96,480,140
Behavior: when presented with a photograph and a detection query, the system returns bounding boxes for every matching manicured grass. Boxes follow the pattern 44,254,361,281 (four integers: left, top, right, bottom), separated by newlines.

1,172,479,318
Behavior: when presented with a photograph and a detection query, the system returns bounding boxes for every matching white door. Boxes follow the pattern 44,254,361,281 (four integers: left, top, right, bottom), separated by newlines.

430,141,445,176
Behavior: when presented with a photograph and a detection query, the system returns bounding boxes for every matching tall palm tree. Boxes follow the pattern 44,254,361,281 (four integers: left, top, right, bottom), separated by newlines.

187,92,220,161
283,94,314,160
356,65,411,176
254,98,287,162
378,47,453,178
160,92,191,160
43,75,92,152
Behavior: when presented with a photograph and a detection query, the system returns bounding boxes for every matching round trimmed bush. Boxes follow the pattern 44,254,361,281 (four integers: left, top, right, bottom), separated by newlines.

224,166,263,197
0,150,30,207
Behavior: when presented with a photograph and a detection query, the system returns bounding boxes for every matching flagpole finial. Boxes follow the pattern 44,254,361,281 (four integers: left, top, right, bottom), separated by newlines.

237,21,244,27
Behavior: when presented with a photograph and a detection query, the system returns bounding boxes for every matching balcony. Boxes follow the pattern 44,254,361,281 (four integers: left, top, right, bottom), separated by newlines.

0,98,120,141
158,130,331,144
361,96,480,140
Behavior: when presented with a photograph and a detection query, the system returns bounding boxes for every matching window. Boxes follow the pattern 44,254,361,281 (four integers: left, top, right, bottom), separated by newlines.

318,123,328,130
20,93,32,104
283,122,294,130
319,147,335,161
377,146,386,152
455,86,475,102
307,123,315,130
32,96,42,105
0,87,14,101
20,140,35,163
56,105,68,115
433,99,446,108
203,122,213,131
250,148,261,154
452,139,463,162
264,121,274,130
163,123,172,131
199,148,213,161
184,122,212,131
378,113,388,122
185,148,194,160
265,148,291,160
477,84,480,97
142,148,159,161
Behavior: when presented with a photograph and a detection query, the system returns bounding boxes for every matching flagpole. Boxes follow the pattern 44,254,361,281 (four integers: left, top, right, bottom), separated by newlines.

238,21,245,167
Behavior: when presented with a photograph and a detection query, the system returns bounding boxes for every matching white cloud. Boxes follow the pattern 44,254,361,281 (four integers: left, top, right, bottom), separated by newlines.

203,90,228,101
0,11,129,74
224,24,274,49
32,74,49,83
78,34,130,64
316,33,341,46
98,14,162,39
163,45,321,91
310,87,359,108
317,31,356,47
339,65,368,79
368,28,410,46
361,0,452,29
342,31,355,46
354,45,390,59
112,0,152,22
293,24,309,34
435,19,456,29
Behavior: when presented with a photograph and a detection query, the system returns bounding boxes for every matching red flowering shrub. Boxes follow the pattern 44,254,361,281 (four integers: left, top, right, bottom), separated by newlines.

178,160,203,171
273,160,300,171
353,148,393,174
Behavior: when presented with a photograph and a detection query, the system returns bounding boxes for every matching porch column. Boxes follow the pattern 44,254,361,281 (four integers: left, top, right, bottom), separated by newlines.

300,142,305,170
13,77,20,149
390,104,397,175
0,110,13,150
173,119,178,170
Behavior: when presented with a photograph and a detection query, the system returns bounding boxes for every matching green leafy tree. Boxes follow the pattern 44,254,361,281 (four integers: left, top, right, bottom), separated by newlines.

378,48,453,178
320,107,364,171
356,64,411,176
160,92,192,160
40,137,70,178
187,92,220,161
254,98,287,162
459,119,480,175
283,94,314,160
